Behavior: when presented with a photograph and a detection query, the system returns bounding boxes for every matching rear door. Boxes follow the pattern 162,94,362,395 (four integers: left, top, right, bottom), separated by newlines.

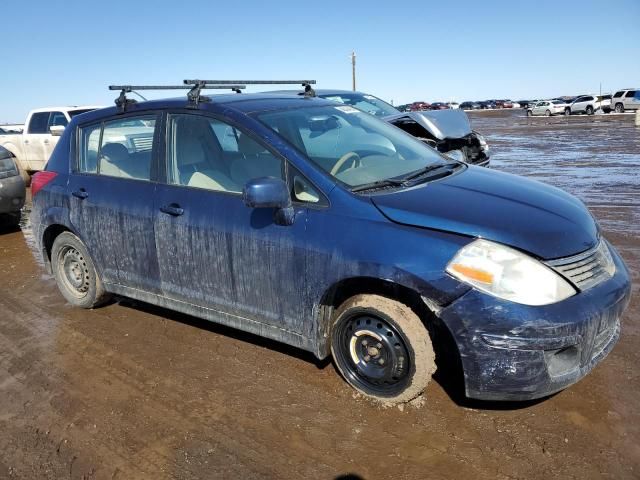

153,111,310,334
69,113,161,292
24,111,51,170
624,90,638,109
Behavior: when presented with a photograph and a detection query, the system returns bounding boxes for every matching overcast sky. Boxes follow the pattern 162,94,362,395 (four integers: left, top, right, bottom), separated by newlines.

1,0,639,121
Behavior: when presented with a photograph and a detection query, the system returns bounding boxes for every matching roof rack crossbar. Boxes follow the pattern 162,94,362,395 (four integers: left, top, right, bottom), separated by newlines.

108,84,246,91
183,80,316,86
109,84,247,111
183,79,317,98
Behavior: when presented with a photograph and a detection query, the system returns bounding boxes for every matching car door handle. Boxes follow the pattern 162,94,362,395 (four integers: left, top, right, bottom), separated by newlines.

160,204,184,216
43,139,49,144
72,189,89,199
24,140,29,144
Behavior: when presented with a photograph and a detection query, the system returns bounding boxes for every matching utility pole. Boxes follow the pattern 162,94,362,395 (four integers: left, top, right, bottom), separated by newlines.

351,51,356,91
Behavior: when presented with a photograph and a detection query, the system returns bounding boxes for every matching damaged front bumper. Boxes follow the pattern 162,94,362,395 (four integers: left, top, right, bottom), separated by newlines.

436,245,631,401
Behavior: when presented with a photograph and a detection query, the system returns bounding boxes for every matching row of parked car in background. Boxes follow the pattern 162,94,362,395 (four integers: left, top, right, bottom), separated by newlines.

397,88,639,116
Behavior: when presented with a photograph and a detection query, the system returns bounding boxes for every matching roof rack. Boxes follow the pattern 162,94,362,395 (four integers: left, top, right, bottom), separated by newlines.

182,79,317,97
108,82,247,111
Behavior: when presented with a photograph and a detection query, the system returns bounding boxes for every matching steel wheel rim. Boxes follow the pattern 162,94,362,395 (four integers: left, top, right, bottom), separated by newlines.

334,313,411,396
58,246,90,299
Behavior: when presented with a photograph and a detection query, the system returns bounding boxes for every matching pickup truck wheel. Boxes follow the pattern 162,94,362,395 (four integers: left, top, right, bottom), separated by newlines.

615,103,624,113
51,232,110,309
330,294,435,404
545,109,551,117
586,105,594,115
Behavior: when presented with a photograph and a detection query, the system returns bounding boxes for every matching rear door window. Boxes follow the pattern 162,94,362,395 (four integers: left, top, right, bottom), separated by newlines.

28,112,51,134
625,90,637,98
78,116,157,181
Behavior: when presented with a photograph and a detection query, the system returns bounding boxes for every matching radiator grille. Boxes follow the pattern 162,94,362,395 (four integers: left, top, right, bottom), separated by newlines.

547,241,616,291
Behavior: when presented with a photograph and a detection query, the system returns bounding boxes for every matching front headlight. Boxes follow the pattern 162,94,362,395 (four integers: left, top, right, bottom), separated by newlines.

446,239,577,306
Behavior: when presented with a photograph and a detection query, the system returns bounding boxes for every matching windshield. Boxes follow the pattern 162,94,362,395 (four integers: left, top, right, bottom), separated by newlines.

257,105,448,188
319,93,399,118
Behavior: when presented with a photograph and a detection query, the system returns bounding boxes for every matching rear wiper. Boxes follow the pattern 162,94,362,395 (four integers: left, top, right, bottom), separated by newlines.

351,178,406,192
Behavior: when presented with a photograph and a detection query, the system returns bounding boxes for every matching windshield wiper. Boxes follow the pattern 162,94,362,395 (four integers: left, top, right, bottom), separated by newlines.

351,178,406,192
398,163,455,183
351,162,461,193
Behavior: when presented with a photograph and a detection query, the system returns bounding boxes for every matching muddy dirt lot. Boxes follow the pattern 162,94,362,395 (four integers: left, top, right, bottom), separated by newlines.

0,110,638,479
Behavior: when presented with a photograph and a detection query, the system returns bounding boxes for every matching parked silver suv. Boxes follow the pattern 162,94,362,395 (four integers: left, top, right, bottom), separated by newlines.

565,94,610,115
612,89,639,113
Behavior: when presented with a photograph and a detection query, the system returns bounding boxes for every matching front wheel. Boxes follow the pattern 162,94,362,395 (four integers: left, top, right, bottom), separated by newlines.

526,109,533,117
586,105,594,115
615,103,624,113
51,232,111,309
330,294,436,404
564,108,571,116
545,109,551,117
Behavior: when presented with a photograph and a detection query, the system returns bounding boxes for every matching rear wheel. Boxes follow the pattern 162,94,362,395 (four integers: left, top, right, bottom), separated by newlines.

615,103,624,113
330,294,436,404
526,109,533,117
545,109,551,117
51,232,110,309
564,108,571,116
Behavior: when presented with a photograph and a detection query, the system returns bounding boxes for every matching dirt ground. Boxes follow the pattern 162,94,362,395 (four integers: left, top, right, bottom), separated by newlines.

0,109,638,479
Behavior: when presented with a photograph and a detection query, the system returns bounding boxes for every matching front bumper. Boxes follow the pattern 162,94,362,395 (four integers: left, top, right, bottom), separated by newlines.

437,243,631,401
0,174,26,215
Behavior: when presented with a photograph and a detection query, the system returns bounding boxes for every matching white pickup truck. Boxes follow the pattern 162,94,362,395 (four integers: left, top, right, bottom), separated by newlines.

0,106,101,176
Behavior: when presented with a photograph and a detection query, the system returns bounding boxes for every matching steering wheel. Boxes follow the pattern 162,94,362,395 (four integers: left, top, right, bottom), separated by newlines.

330,151,361,176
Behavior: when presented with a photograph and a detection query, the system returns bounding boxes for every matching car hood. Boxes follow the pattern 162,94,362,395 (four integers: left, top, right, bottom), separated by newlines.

383,109,472,140
370,166,598,259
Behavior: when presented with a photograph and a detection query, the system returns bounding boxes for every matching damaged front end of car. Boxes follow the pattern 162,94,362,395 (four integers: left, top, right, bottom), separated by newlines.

384,109,490,166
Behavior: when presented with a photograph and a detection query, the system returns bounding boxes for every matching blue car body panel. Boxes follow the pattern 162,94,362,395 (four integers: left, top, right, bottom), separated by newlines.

30,95,632,400
370,165,599,259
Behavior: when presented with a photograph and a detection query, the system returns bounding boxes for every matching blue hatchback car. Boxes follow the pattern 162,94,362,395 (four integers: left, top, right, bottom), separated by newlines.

30,88,631,404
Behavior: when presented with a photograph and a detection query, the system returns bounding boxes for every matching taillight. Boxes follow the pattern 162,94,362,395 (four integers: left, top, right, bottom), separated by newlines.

31,171,58,197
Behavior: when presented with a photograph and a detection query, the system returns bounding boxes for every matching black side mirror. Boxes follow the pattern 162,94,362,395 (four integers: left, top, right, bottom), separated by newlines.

242,177,295,225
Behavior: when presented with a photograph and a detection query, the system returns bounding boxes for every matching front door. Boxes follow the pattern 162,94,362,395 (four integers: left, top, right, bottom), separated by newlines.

153,112,308,334
69,113,161,293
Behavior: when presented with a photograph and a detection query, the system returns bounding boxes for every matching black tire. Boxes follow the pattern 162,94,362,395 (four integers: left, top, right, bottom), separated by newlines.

615,103,624,113
51,232,110,308
545,109,551,117
586,105,594,115
564,108,571,116
330,294,436,404
526,109,533,117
